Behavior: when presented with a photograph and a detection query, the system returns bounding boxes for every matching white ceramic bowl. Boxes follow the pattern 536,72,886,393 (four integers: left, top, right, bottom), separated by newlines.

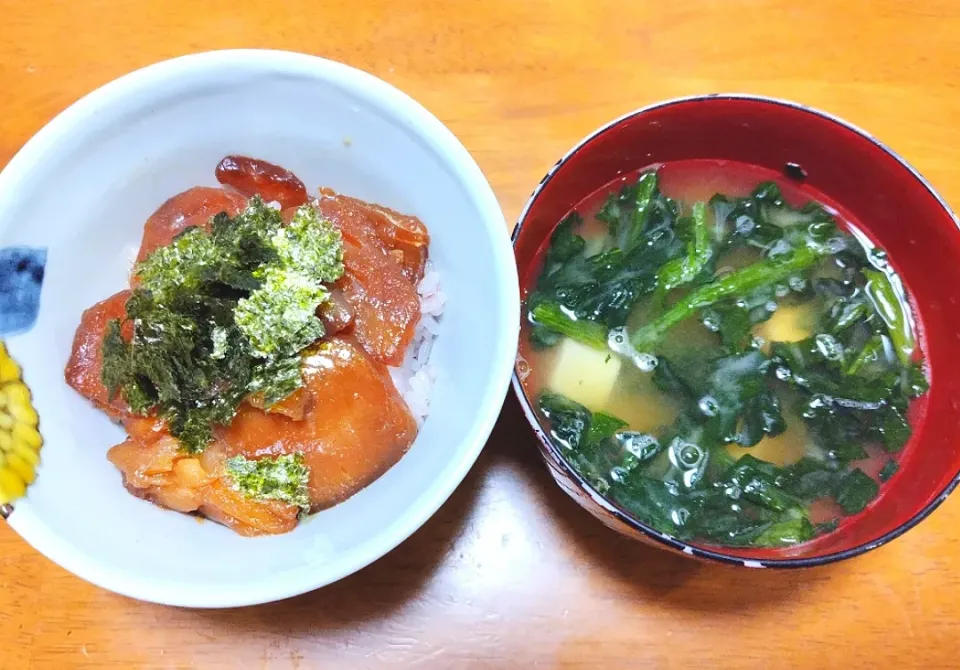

0,50,518,607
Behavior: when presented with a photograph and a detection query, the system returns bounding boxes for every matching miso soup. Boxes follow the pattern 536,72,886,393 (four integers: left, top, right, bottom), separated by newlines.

519,160,928,550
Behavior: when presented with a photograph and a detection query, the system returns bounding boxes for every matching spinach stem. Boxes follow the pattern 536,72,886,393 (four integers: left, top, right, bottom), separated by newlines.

657,201,712,292
630,244,822,351
530,302,609,350
863,268,915,366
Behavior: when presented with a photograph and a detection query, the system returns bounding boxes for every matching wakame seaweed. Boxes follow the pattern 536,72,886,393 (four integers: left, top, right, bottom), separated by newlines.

527,170,927,549
101,197,344,453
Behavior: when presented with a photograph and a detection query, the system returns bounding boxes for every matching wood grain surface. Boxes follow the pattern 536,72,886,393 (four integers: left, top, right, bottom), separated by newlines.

3,1,960,668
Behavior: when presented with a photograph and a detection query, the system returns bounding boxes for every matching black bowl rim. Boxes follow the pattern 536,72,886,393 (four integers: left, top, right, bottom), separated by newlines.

510,92,960,569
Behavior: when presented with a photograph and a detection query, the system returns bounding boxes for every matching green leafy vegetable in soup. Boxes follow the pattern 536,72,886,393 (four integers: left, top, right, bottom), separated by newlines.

524,164,928,549
101,196,345,453
224,453,311,509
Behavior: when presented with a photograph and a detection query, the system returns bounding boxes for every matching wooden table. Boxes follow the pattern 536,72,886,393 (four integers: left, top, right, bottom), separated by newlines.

3,1,960,667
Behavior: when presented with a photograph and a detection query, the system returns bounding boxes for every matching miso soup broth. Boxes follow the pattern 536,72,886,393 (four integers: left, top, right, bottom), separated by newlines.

519,159,929,550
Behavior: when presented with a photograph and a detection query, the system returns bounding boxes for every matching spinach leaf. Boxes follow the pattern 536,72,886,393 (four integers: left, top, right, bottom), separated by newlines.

537,391,593,450
652,356,698,400
536,391,661,494
683,490,785,547
877,405,911,453
738,390,787,448
528,213,587,348
610,477,684,536
826,289,874,335
597,171,677,254
878,459,899,482
528,171,685,345
651,351,785,448
845,334,884,376
704,302,754,352
710,181,834,252
753,516,815,547
615,447,822,548
703,352,786,447
543,212,587,275
722,454,801,513
528,323,563,349
564,249,655,327
586,412,629,446
834,468,879,514
770,331,916,457
781,456,843,502
902,361,929,399
708,194,737,243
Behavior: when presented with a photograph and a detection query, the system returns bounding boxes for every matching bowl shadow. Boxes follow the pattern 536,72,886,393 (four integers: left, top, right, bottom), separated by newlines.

499,391,839,614
190,439,490,633
194,390,839,630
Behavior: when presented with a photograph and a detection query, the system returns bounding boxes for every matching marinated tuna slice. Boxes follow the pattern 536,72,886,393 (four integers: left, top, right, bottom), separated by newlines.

136,186,247,264
64,290,132,420
319,187,429,281
215,155,308,210
210,336,418,511
123,415,168,445
200,477,301,536
246,387,311,422
109,434,208,513
108,424,299,536
317,285,354,335
334,272,419,367
316,191,422,366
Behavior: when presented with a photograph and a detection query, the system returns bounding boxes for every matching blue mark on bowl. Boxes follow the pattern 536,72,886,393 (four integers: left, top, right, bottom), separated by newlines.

0,247,47,335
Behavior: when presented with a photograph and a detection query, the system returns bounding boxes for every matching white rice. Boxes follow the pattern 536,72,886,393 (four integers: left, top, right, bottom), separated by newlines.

389,261,444,425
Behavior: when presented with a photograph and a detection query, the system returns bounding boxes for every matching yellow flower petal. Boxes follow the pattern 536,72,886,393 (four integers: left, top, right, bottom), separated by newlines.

0,469,26,505
0,430,10,452
0,413,12,431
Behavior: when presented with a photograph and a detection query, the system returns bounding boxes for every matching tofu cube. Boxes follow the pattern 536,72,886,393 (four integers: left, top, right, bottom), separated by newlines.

726,420,810,466
547,339,622,411
605,389,677,433
755,304,814,345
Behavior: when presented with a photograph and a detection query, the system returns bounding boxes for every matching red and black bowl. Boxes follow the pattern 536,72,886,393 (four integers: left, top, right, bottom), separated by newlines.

511,94,960,568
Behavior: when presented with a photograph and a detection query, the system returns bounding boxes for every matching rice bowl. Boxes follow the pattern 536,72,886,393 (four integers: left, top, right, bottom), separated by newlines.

0,50,518,606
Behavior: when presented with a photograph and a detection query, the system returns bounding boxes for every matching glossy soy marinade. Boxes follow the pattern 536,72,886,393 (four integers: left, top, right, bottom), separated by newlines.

519,159,928,550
